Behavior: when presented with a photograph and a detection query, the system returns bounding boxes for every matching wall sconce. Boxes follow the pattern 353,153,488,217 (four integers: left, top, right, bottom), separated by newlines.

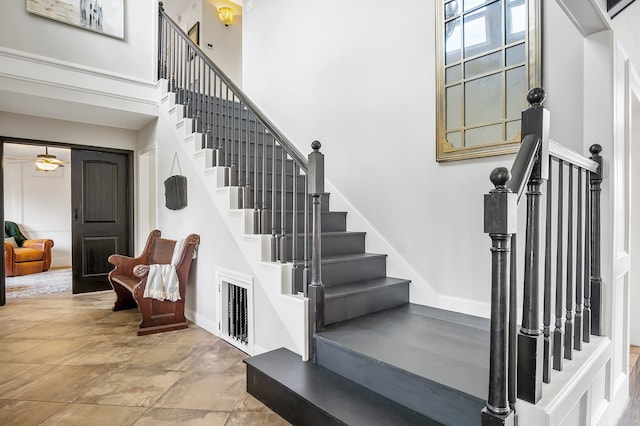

218,7,234,26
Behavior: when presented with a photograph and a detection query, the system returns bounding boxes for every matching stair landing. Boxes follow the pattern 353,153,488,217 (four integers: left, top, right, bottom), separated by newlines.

246,304,491,425
317,303,490,400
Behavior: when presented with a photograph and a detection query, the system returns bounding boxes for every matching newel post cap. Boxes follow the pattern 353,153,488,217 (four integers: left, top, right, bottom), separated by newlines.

484,167,517,235
308,140,325,195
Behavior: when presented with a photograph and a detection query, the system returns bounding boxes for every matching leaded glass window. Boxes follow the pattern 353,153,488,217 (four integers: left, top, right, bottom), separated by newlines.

436,0,540,161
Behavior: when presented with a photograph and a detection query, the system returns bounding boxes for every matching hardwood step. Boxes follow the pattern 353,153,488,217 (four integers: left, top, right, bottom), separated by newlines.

244,347,438,426
324,277,410,324
315,304,489,425
293,253,387,288
281,231,366,259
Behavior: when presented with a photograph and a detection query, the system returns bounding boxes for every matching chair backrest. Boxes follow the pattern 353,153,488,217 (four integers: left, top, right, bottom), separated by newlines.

148,238,177,264
4,221,27,247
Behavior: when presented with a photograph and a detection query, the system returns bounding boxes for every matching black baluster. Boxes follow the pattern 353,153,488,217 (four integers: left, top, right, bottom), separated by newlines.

270,140,278,262
565,165,574,360
584,173,592,343
575,168,584,350
554,160,565,371
543,158,553,383
280,146,288,264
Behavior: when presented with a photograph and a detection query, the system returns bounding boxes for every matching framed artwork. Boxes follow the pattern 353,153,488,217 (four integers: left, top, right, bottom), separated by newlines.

607,0,636,17
188,22,200,45
26,0,125,39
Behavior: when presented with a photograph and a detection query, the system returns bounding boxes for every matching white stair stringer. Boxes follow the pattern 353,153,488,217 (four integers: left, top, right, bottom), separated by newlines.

158,80,309,360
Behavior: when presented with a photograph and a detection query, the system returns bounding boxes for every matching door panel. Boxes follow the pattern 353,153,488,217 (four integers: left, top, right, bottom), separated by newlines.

72,149,132,294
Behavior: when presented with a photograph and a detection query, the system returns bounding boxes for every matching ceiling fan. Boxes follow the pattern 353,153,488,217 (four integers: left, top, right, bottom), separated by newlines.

5,147,68,172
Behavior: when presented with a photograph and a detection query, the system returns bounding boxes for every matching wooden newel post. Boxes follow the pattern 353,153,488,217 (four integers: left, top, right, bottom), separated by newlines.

482,167,516,426
517,88,548,404
589,144,602,336
307,141,325,361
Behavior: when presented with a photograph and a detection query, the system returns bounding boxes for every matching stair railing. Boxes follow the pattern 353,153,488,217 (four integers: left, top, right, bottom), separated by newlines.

158,2,326,318
482,88,602,425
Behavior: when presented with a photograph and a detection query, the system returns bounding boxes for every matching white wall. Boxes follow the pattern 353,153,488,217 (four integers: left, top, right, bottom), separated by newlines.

0,112,138,151
242,0,592,314
0,0,155,81
142,94,300,353
3,144,72,268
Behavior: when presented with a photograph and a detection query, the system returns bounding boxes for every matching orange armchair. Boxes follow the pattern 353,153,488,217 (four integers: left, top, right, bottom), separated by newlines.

4,221,54,277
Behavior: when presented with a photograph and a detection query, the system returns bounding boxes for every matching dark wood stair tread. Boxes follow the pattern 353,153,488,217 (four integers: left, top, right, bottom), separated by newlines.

317,303,490,400
324,276,410,298
244,347,440,426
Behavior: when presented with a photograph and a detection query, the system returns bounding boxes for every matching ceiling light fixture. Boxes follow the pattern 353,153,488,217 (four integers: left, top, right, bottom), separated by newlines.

218,6,234,26
35,147,64,172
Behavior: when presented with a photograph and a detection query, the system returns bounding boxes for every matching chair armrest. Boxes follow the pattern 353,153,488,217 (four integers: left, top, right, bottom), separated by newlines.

108,254,145,274
23,239,54,251
4,243,15,275
133,264,150,278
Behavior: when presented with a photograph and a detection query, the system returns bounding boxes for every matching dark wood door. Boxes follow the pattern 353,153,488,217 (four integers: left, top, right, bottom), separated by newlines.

71,149,132,294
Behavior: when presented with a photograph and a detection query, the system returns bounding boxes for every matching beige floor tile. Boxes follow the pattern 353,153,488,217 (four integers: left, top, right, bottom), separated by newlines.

233,393,271,412
128,342,212,371
189,339,246,374
0,320,41,337
63,340,154,365
3,364,114,402
154,370,245,411
0,363,51,397
133,408,230,425
225,411,291,425
632,345,640,354
40,403,147,426
77,367,186,407
0,338,49,362
4,323,83,339
3,339,93,365
0,399,66,426
160,326,218,348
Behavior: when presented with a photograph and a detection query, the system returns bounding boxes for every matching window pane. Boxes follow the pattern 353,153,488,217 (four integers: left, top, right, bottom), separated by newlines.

445,18,462,64
464,2,502,58
465,124,502,146
506,43,526,66
447,132,463,148
446,64,462,84
465,73,503,126
464,0,489,12
447,84,462,130
506,120,521,143
465,51,502,79
506,1,526,44
506,66,526,119
445,0,460,19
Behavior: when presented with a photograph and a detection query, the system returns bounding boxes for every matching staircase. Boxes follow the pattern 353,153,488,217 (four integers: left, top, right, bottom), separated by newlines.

158,7,490,425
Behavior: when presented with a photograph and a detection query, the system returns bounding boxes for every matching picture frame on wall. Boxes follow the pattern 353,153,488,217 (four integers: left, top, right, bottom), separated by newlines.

26,0,125,39
607,0,636,17
188,21,200,45
188,22,199,60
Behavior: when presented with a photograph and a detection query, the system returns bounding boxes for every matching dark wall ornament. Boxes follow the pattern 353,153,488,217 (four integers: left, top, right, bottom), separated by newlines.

165,153,187,210
608,0,636,18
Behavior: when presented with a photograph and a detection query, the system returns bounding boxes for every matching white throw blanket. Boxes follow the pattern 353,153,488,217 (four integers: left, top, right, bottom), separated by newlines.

143,238,189,301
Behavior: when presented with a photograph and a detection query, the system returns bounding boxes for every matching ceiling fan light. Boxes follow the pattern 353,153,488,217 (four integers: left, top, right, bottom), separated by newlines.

35,161,60,172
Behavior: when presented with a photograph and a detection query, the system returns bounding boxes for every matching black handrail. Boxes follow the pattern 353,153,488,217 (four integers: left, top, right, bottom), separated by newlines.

158,4,307,169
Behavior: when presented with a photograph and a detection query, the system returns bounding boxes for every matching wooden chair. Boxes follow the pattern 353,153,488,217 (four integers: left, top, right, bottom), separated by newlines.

107,230,200,335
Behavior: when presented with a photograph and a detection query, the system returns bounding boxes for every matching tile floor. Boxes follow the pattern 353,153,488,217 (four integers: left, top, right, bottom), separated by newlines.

4,289,640,425
0,290,289,425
